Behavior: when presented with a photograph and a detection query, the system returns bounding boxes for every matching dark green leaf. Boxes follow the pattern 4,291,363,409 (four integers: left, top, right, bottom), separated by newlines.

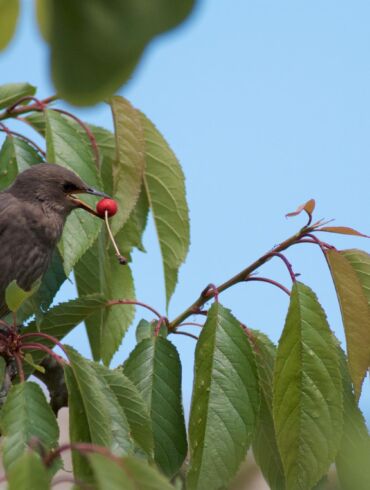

336,347,370,490
140,112,190,307
75,229,135,364
0,82,34,109
48,0,196,105
65,346,135,455
8,451,50,490
187,303,259,490
0,381,59,470
0,135,43,191
250,330,285,490
89,453,174,490
110,96,145,235
273,282,343,490
123,337,187,477
326,249,370,397
45,109,102,274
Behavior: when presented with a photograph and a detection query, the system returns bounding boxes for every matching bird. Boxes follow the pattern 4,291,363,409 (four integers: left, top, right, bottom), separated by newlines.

0,163,107,318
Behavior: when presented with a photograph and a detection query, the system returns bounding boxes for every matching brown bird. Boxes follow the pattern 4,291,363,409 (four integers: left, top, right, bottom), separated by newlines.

0,163,107,318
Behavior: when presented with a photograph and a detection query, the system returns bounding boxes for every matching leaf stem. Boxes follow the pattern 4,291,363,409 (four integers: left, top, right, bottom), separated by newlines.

244,276,291,296
0,95,57,121
107,299,162,319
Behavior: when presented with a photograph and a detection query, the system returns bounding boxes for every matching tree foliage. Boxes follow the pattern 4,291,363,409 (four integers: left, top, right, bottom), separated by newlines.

0,3,369,489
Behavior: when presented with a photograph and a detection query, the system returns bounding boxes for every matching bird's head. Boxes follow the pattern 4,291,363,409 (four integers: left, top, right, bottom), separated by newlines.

8,163,108,218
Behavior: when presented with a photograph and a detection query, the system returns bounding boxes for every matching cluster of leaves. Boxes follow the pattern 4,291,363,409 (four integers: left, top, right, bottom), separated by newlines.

0,0,196,105
0,84,369,490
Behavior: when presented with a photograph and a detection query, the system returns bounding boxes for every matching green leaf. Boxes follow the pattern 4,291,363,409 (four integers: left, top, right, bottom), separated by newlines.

0,0,20,51
5,279,41,312
123,337,187,477
75,229,135,364
0,82,36,109
186,302,259,490
24,111,47,137
24,294,108,365
0,381,59,470
45,109,102,274
326,249,370,398
335,347,370,490
135,319,152,342
251,330,285,490
48,0,196,105
89,124,116,196
110,96,145,235
0,135,43,191
8,451,50,490
96,365,154,457
89,453,174,490
65,347,134,459
273,282,343,490
140,112,190,307
35,0,50,42
116,184,149,254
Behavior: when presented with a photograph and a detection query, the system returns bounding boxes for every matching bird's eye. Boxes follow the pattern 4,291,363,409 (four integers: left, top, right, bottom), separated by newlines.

63,182,78,193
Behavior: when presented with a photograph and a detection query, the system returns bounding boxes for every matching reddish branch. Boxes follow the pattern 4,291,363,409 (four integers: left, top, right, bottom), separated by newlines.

244,276,291,296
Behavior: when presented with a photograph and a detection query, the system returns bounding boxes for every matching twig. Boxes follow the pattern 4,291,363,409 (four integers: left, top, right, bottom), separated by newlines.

169,226,312,329
0,95,57,121
172,331,199,341
107,299,162,319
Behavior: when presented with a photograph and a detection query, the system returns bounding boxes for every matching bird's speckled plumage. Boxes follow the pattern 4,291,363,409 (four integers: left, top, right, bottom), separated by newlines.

0,163,99,318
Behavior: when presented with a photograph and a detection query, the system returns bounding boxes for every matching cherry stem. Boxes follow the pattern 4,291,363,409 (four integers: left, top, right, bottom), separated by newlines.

244,276,291,296
172,331,199,341
21,343,67,366
201,283,219,302
0,128,46,157
51,108,100,168
154,316,168,336
21,332,68,356
14,353,25,382
52,476,92,490
302,233,336,250
104,211,127,265
107,299,162,320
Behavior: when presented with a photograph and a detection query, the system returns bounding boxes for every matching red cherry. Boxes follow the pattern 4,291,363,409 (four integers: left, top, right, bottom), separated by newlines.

96,198,118,217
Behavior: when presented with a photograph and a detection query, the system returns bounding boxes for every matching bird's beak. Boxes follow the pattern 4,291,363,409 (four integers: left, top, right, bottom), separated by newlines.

68,187,111,219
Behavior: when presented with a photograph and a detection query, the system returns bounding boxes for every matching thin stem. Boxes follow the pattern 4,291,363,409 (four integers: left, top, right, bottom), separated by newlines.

154,316,168,336
245,276,291,296
52,108,100,168
52,476,92,490
0,128,46,156
303,233,335,250
177,322,204,328
45,443,121,467
172,331,199,341
169,225,312,329
107,299,162,319
21,343,67,366
21,332,68,356
14,353,25,382
265,252,296,282
0,95,58,121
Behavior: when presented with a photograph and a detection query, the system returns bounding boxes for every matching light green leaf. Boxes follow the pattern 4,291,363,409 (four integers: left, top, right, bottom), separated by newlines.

0,0,20,51
110,96,145,235
5,279,41,312
89,124,116,196
336,347,370,490
75,229,135,364
89,453,174,490
0,382,59,470
273,282,343,490
187,303,259,490
45,109,102,274
251,330,285,490
35,0,50,42
24,111,47,137
48,0,196,105
326,249,370,398
140,112,190,307
0,135,43,191
135,319,152,343
123,337,187,477
0,82,36,109
8,451,50,490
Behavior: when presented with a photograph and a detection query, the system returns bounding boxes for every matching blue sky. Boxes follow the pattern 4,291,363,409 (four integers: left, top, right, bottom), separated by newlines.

1,0,369,422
